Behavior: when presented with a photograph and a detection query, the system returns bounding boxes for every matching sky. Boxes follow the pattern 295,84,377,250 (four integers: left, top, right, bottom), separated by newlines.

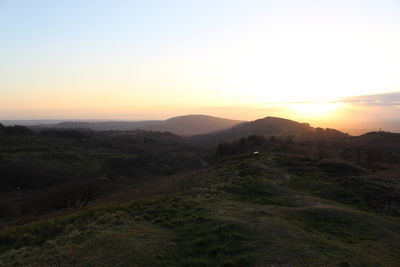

1,0,400,124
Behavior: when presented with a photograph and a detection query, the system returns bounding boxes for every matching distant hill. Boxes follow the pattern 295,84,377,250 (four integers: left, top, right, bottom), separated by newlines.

196,117,400,165
230,116,313,134
338,121,400,135
31,115,243,136
189,116,315,145
345,131,400,163
352,131,400,143
144,115,243,136
0,120,72,126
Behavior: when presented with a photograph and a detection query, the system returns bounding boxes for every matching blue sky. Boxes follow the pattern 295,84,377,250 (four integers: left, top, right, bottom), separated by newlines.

1,0,400,121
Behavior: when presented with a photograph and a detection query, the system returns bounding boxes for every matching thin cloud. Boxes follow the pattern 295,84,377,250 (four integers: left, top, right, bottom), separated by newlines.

341,92,400,108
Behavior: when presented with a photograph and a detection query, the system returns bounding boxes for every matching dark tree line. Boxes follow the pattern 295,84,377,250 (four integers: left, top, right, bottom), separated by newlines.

216,135,266,157
0,124,33,136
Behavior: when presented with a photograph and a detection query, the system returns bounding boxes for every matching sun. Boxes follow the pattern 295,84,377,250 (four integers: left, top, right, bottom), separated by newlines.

287,102,343,119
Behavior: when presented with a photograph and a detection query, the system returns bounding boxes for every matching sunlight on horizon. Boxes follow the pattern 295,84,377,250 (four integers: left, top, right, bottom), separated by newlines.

1,1,400,123
286,102,346,119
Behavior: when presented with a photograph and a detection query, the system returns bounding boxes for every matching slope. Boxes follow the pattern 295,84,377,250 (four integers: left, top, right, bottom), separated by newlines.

32,115,243,136
1,153,399,266
189,116,316,146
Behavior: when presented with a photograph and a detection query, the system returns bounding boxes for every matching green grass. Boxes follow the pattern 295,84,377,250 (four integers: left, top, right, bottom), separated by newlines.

0,195,256,266
284,207,400,266
275,154,400,216
1,222,175,267
1,153,400,266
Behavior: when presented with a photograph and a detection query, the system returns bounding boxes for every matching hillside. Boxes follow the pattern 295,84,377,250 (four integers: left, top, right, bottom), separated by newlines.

0,153,399,266
142,115,243,136
32,115,243,136
1,119,400,266
189,116,316,146
0,127,203,223
231,116,314,133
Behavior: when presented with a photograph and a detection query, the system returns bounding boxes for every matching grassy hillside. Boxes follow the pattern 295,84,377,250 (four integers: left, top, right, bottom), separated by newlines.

1,153,399,266
0,128,204,224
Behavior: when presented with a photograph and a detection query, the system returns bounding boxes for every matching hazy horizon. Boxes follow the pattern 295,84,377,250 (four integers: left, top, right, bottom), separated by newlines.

2,112,400,136
1,1,400,128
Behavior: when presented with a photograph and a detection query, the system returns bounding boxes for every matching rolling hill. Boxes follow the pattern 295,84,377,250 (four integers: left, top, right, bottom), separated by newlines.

31,115,243,136
189,116,316,145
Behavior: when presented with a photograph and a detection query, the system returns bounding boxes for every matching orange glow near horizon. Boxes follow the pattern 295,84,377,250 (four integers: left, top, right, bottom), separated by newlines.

286,102,346,120
1,1,400,124
0,99,350,123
